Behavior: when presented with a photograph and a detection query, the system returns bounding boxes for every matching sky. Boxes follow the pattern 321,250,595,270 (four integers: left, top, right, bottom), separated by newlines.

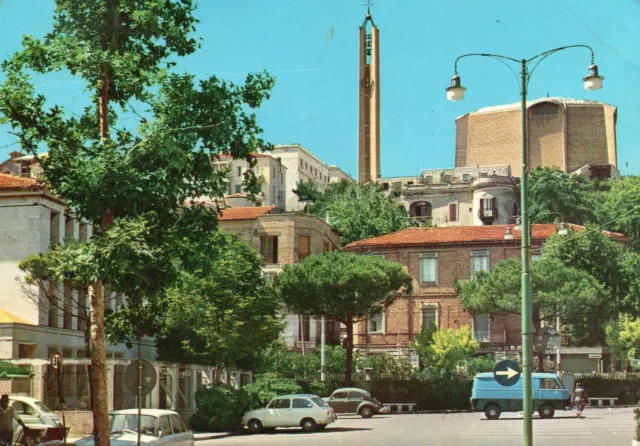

0,0,639,178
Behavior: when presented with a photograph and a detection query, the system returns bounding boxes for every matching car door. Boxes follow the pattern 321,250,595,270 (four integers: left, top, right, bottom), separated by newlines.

347,391,366,413
292,398,315,425
329,391,349,414
536,378,564,407
264,398,293,427
169,414,193,445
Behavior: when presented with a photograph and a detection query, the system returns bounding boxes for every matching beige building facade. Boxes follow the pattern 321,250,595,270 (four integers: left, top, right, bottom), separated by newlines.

217,207,342,350
455,97,618,177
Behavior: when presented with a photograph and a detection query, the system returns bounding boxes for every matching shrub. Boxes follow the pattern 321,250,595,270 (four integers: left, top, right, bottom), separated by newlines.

579,376,640,405
467,355,496,376
242,373,302,409
190,385,249,432
360,354,416,379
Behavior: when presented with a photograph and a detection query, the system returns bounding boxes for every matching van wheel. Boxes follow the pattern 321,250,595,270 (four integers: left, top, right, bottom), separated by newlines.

484,404,501,420
538,404,555,419
247,419,263,434
360,406,374,418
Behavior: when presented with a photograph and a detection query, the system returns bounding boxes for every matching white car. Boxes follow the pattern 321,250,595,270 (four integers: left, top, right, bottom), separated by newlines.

242,394,337,433
74,409,194,445
10,395,66,443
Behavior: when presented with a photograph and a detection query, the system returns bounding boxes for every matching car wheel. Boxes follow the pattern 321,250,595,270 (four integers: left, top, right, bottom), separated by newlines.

301,418,317,432
360,406,374,419
484,404,501,420
247,419,263,434
317,425,327,430
538,404,555,419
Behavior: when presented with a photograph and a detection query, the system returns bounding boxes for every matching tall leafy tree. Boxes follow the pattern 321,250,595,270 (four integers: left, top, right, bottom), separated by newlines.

411,326,479,374
0,1,274,442
599,176,640,248
605,315,640,362
457,257,613,347
155,231,283,370
527,167,600,224
274,251,413,385
307,181,412,245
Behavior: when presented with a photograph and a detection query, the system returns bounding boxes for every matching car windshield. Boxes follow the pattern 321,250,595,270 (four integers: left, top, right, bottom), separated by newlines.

35,402,52,413
109,414,158,437
312,397,328,407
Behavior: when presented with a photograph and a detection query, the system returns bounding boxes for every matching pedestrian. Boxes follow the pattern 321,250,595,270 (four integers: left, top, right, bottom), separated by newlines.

0,394,28,445
572,382,588,418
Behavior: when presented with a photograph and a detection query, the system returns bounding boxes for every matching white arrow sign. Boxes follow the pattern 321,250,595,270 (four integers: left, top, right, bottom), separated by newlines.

495,367,519,379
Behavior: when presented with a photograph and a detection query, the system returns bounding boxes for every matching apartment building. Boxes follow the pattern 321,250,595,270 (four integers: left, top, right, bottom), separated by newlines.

345,224,626,372
217,206,342,350
381,165,519,227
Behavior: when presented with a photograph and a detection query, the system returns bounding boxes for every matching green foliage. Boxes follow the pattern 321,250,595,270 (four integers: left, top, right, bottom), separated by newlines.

190,385,249,432
411,326,479,374
577,376,640,406
360,354,416,379
155,231,283,369
242,374,302,409
257,343,355,376
605,315,640,361
292,180,321,203
599,176,640,248
457,257,612,346
527,167,600,225
275,251,413,324
307,181,411,245
466,355,497,376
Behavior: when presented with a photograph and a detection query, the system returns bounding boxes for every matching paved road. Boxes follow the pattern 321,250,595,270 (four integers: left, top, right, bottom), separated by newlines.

200,407,636,446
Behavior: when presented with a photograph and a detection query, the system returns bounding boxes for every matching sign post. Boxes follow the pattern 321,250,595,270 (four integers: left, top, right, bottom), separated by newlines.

50,352,67,443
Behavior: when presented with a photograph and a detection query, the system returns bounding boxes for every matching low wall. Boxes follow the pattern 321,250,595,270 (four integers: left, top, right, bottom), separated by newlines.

54,411,93,438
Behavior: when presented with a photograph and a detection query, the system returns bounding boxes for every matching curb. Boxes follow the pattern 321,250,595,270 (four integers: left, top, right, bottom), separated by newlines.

194,432,238,441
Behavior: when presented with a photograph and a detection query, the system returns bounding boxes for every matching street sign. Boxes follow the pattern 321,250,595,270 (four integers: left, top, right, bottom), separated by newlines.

534,327,560,352
493,360,521,387
50,352,62,371
588,354,602,359
125,360,157,396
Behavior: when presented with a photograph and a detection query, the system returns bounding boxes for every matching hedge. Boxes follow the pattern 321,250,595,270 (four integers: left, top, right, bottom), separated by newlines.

578,377,640,405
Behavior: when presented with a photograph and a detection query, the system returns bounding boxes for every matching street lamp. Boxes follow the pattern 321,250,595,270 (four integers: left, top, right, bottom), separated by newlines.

446,45,603,446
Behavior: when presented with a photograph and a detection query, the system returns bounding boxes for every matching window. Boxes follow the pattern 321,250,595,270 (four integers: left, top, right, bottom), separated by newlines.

300,159,303,167
382,182,389,191
449,203,458,222
115,293,124,309
261,236,278,264
420,253,438,284
236,166,242,177
272,167,276,178
410,201,432,218
406,181,414,186
331,392,347,400
471,250,489,278
298,235,311,260
473,314,490,342
421,305,437,330
293,398,313,409
540,378,560,389
369,311,384,333
263,272,276,284
50,212,61,246
170,414,186,433
12,402,34,416
274,398,291,409
479,196,497,218
234,184,242,194
348,391,368,400
159,416,172,435
463,174,470,182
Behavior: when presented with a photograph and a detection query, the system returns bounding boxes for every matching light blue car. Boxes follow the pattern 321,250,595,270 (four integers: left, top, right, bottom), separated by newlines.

471,372,570,419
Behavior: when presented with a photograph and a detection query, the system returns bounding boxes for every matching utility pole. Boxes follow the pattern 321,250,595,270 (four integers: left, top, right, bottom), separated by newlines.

321,316,326,381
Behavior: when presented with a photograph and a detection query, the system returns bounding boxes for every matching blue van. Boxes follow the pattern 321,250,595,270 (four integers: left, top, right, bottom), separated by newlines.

471,372,570,419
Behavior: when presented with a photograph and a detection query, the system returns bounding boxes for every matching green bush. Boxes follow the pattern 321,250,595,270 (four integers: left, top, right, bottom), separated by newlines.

579,376,640,405
242,373,302,409
190,385,249,432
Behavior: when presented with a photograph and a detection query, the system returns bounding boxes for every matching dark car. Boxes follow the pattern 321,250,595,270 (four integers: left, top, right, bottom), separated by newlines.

323,388,387,418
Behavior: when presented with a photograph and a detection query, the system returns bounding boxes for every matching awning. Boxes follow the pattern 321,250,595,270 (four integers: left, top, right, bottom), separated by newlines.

0,361,31,378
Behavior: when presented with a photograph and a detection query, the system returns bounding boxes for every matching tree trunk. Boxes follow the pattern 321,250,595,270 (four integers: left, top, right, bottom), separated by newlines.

82,308,94,412
344,316,353,386
299,315,305,356
89,281,109,446
99,77,110,141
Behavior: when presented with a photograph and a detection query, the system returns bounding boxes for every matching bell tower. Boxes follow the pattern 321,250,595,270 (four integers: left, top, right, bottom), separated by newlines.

358,3,380,184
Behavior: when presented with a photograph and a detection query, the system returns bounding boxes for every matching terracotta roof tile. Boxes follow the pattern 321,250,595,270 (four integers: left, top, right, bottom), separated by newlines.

0,173,42,191
345,224,626,249
218,206,276,220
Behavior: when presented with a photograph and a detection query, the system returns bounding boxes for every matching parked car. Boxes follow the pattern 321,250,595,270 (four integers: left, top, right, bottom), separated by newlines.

242,394,337,433
323,388,386,418
74,409,194,445
471,372,571,419
10,395,67,443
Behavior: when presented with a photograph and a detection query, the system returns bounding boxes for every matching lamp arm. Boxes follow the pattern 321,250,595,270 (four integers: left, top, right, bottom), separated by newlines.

525,45,596,89
453,53,522,92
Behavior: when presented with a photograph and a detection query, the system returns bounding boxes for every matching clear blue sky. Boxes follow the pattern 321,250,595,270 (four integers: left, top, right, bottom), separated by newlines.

1,0,639,177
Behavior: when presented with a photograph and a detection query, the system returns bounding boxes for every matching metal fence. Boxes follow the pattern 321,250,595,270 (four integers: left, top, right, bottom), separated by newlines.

113,364,151,410
44,365,91,410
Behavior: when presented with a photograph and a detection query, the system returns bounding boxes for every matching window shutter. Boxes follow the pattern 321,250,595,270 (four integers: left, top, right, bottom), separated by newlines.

479,198,484,216
449,203,457,222
273,237,279,264
492,197,497,212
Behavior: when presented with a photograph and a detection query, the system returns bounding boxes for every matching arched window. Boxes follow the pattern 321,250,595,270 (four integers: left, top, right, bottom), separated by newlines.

410,201,432,218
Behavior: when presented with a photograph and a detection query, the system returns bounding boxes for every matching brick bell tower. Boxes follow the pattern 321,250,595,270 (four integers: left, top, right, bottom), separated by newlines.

358,3,380,184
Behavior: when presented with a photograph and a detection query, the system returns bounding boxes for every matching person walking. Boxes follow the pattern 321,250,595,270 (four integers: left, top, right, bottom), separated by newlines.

0,394,28,445
572,382,588,418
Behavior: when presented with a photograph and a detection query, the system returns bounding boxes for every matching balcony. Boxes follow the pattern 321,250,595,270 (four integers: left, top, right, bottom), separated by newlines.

478,207,498,225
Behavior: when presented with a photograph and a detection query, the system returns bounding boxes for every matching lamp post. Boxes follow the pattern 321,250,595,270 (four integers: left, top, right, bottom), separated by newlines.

446,46,603,446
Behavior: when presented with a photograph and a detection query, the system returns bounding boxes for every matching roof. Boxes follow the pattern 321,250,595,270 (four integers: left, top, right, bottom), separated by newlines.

218,206,276,220
0,173,42,191
270,394,321,399
109,409,181,417
332,387,370,394
475,372,559,379
0,361,31,378
460,97,615,119
0,309,34,325
345,224,626,249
